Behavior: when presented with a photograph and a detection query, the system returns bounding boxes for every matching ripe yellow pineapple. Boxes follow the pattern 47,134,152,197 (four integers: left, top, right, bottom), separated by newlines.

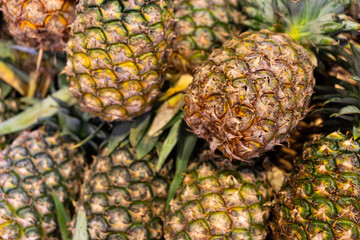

2,0,76,51
65,0,173,121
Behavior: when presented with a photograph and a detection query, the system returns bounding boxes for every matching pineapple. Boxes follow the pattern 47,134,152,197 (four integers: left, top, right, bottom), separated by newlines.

184,30,315,161
169,0,241,73
183,0,359,161
272,37,360,240
82,147,170,239
1,0,76,51
273,131,360,239
164,152,272,240
0,128,84,239
65,0,173,121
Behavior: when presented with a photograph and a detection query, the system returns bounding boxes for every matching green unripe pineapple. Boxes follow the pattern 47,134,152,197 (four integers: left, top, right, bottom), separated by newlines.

165,153,272,240
0,128,84,239
82,147,170,239
169,0,241,73
273,131,360,239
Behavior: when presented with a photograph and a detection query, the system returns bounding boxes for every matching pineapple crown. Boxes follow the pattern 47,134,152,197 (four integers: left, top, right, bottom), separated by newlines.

242,0,359,48
319,43,360,138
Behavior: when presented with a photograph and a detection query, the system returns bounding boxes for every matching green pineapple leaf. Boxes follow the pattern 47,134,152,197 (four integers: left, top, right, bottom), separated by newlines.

72,206,89,240
0,80,13,97
242,0,360,48
350,44,360,75
107,121,133,154
331,106,360,117
0,87,76,135
129,113,151,148
0,41,16,61
166,126,197,211
57,109,82,140
319,43,360,131
136,133,159,160
51,191,71,240
71,122,105,149
325,97,360,105
156,118,182,171
352,126,360,140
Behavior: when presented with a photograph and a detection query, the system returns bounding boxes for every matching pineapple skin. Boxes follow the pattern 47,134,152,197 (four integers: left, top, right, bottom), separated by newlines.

2,0,76,51
65,0,173,122
184,30,315,161
82,147,170,239
273,131,360,239
164,154,272,240
0,128,84,239
169,0,241,73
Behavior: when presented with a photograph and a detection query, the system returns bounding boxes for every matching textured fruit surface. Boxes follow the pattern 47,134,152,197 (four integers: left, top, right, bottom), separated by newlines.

0,128,84,239
184,30,315,161
66,0,173,121
83,147,170,239
2,0,76,51
169,0,241,73
165,154,272,240
274,131,360,239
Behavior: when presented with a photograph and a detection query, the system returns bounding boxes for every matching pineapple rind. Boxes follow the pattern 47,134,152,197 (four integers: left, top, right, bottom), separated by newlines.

165,156,272,240
274,131,360,239
65,0,173,121
2,0,75,51
169,0,241,73
184,30,315,161
83,147,170,239
0,128,84,239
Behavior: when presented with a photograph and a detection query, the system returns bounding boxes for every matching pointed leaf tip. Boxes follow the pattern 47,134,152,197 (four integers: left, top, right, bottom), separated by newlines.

73,206,89,240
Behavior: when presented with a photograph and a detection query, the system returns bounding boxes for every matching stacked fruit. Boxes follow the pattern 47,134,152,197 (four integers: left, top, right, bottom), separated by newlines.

0,0,359,239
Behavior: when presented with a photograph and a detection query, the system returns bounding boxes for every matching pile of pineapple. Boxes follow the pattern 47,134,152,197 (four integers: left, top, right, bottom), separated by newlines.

0,0,359,239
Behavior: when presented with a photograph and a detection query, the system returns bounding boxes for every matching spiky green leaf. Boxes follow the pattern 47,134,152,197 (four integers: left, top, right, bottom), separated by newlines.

331,106,360,117
52,191,71,240
166,126,197,211
242,0,358,47
72,122,105,149
325,97,359,105
129,114,151,148
0,88,76,135
107,121,133,154
73,206,89,240
156,119,182,170
136,134,159,160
